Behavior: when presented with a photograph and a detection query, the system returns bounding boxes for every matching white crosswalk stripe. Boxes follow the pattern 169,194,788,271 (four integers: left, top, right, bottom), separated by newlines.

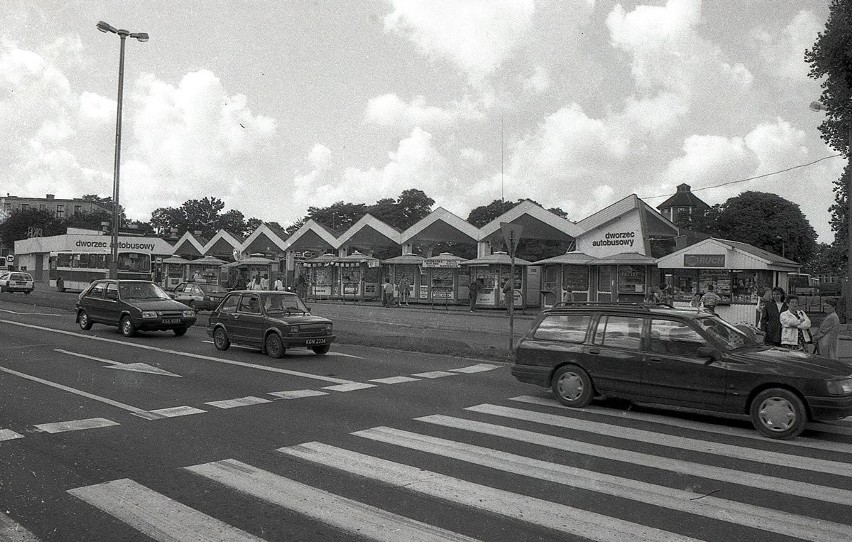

62,398,852,542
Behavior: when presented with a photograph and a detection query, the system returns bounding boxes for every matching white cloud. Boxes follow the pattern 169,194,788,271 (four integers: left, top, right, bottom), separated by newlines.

522,65,550,94
384,0,536,84
753,9,822,83
364,93,485,128
308,144,333,170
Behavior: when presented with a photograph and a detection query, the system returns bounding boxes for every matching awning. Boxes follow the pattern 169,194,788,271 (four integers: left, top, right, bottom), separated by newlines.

462,252,531,267
592,252,657,266
223,256,275,268
422,252,467,268
534,252,597,265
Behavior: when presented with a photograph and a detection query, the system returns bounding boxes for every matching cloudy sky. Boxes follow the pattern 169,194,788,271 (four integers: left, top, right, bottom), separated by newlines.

1,0,841,242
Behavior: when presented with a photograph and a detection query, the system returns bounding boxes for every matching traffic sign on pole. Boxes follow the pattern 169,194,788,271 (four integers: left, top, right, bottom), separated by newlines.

499,222,524,257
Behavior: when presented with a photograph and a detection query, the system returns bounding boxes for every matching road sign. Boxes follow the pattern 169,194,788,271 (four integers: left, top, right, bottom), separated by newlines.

499,222,524,256
5,254,13,262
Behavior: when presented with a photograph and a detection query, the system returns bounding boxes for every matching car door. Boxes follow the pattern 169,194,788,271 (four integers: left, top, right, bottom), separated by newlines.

172,283,188,303
587,314,645,396
103,281,122,325
81,282,108,322
233,293,265,346
641,317,727,407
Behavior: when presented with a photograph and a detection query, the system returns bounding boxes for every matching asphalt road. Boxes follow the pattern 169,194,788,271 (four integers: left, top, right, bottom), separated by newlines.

1,291,851,541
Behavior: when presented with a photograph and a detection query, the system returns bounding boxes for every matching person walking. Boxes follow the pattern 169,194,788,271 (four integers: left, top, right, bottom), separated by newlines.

760,287,787,346
382,278,394,307
812,298,840,359
273,276,284,291
700,284,721,315
780,295,812,351
502,278,514,314
468,277,481,312
260,273,269,290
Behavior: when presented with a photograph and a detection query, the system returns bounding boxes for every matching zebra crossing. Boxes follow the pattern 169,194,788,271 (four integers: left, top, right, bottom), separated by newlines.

60,395,852,541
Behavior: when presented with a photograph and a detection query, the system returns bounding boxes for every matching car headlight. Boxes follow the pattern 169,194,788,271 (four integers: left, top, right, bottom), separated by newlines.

182,310,195,317
827,378,852,396
142,311,158,319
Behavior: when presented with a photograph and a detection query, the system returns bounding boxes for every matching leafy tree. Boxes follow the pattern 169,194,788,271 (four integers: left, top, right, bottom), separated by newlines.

0,208,65,248
149,197,260,238
713,191,817,263
308,201,368,232
467,199,519,227
394,189,435,229
805,0,852,273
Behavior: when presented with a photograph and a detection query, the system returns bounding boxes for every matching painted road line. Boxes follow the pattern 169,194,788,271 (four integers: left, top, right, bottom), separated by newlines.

35,418,119,434
467,404,852,478
321,382,377,392
354,426,851,542
510,395,852,454
68,478,263,542
268,389,328,399
277,442,700,542
368,376,420,384
187,459,481,542
449,364,498,373
2,320,354,385
0,365,161,420
0,429,24,442
0,308,62,317
411,371,456,379
0,511,40,542
55,349,182,377
205,396,271,409
418,414,852,507
149,406,206,418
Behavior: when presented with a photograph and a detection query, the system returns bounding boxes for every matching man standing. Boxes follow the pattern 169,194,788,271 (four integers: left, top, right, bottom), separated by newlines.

398,275,410,306
700,283,721,315
382,278,394,307
468,277,480,312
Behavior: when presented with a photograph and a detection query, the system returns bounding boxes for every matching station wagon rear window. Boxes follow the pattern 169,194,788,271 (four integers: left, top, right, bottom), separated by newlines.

532,314,591,343
593,315,643,350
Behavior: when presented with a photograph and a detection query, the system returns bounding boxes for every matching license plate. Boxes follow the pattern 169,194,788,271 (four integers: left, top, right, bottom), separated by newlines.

305,338,327,345
162,318,181,324
15,282,25,285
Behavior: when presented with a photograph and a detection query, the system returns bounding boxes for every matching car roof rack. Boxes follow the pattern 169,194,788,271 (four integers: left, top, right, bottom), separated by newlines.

550,301,676,311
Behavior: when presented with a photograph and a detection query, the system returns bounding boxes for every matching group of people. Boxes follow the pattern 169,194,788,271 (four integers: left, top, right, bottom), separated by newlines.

229,272,307,294
381,275,410,307
759,287,840,359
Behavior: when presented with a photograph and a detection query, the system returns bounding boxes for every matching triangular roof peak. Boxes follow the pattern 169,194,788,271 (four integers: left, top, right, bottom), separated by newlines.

401,207,478,244
282,218,340,250
171,231,206,256
240,222,290,253
479,200,583,241
336,214,401,247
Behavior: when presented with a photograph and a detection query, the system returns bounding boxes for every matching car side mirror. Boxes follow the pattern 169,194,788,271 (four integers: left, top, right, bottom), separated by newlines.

697,346,720,362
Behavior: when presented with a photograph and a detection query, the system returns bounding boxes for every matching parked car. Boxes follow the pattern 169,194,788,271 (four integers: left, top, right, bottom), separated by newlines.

0,271,35,294
207,290,335,358
511,302,852,440
169,281,228,311
75,279,197,337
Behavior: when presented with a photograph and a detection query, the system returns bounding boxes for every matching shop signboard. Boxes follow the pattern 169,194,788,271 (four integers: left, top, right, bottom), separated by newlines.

684,254,725,267
423,259,460,268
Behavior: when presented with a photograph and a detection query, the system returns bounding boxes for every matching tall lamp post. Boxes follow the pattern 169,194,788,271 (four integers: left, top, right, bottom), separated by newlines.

96,21,148,278
810,99,852,323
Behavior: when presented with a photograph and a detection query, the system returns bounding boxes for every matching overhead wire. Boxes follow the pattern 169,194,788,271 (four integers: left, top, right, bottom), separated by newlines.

639,153,843,200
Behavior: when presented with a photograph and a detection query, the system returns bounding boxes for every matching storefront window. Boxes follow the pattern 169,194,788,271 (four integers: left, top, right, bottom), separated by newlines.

598,266,614,294
617,265,645,294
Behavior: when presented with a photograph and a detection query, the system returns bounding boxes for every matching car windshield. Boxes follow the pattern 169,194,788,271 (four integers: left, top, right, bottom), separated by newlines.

199,284,227,294
262,293,308,314
119,282,172,300
694,316,759,350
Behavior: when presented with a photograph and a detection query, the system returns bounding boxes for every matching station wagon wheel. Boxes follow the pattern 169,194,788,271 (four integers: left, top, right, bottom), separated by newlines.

551,364,594,407
749,388,806,440
120,316,136,337
265,333,286,358
173,327,187,336
213,327,230,351
312,345,331,355
78,310,93,330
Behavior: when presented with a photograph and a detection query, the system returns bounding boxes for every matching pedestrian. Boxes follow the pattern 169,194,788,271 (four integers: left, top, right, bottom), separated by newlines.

502,278,514,314
700,284,721,315
273,276,284,291
296,273,307,299
234,273,247,290
260,273,269,290
780,295,812,351
468,277,481,312
812,298,840,359
398,275,410,306
382,278,394,307
660,285,673,307
760,287,787,346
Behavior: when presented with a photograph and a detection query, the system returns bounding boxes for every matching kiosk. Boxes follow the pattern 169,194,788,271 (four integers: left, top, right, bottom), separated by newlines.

462,252,531,310
422,252,468,305
336,251,381,301
382,254,425,303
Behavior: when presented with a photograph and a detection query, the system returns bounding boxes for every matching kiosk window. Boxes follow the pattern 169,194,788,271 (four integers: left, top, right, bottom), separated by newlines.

533,314,591,343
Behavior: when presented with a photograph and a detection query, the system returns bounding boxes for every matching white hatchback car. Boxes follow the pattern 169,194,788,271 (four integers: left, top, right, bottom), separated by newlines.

0,271,35,294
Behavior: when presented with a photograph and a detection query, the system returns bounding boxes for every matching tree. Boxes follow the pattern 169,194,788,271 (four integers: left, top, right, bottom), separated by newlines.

467,199,519,227
0,208,65,249
149,197,261,239
805,0,852,272
307,201,368,232
713,191,818,263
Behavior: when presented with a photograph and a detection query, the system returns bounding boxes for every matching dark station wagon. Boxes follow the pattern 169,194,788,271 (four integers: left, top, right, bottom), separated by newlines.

76,279,197,337
512,302,852,439
207,291,335,358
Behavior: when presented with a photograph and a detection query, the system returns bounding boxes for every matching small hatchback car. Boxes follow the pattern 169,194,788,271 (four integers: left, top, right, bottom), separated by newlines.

0,271,35,294
512,302,852,439
76,279,197,337
169,281,228,311
207,290,335,358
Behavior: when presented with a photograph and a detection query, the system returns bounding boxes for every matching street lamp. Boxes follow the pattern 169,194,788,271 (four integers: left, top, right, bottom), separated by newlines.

96,21,148,278
810,99,852,323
